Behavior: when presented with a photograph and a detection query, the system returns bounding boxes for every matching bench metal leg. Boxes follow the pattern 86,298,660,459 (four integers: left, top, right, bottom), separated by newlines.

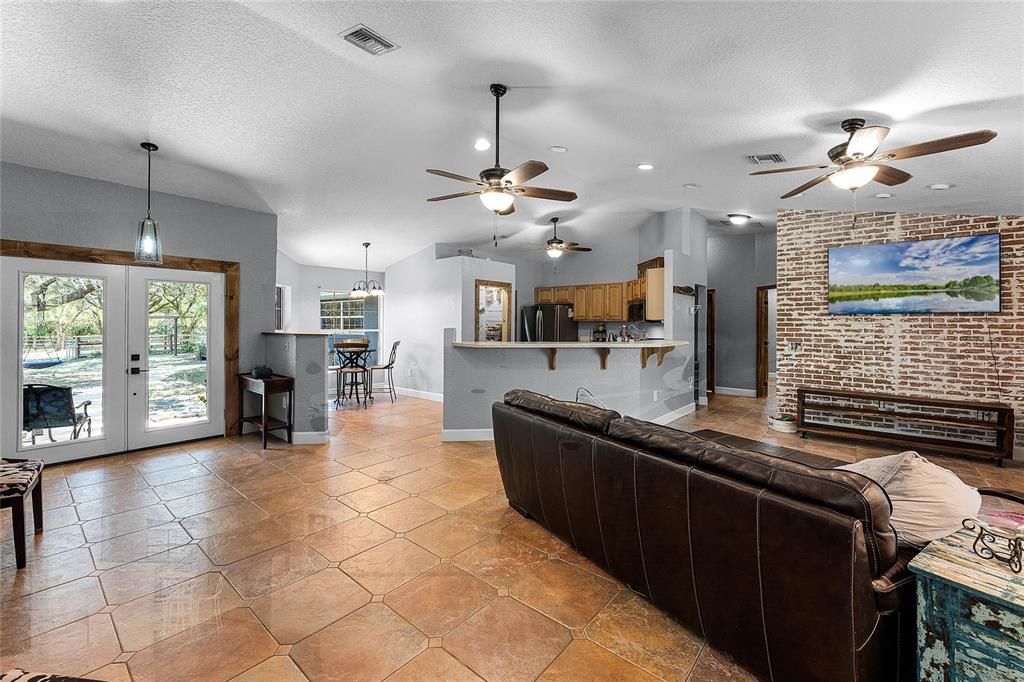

12,499,27,569
32,482,43,534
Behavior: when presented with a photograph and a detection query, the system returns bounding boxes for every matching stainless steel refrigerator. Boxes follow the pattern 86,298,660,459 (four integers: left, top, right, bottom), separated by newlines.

521,304,577,342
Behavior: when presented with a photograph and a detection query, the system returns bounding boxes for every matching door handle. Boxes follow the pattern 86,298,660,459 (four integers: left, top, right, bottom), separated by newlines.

129,367,150,375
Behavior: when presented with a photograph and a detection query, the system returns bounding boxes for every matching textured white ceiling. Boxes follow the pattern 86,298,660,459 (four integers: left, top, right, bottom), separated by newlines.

2,1,1022,270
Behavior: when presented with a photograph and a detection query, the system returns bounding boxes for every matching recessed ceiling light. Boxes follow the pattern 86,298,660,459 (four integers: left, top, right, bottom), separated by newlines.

550,145,568,153
682,183,702,189
928,183,952,190
636,163,654,171
474,138,491,151
727,214,751,225
874,192,893,199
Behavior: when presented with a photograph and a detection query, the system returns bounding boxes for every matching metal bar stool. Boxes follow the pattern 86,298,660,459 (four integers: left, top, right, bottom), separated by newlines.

369,340,400,403
334,339,370,408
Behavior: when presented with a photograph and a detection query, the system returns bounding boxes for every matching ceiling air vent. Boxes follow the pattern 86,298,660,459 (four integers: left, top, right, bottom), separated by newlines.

744,153,787,165
340,24,399,56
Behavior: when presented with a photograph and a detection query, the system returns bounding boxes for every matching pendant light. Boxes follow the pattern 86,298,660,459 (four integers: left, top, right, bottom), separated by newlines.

134,142,163,264
351,242,384,298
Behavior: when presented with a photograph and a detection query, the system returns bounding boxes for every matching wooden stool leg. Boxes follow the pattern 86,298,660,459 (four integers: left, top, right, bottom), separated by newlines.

32,481,43,534
12,499,27,569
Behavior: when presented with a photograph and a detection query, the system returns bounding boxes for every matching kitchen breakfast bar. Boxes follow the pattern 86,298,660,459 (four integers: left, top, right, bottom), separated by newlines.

441,328,693,440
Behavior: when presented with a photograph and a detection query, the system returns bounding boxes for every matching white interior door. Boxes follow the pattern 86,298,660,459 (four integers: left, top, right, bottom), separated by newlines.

126,267,224,449
1,257,128,463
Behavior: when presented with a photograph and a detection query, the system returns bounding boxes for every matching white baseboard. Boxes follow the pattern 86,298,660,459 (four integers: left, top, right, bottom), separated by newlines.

396,387,443,403
715,386,757,397
292,431,330,445
649,403,696,425
442,428,493,442
698,396,709,406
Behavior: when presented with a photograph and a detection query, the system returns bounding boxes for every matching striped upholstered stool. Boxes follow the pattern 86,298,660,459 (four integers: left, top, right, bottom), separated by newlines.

0,458,45,569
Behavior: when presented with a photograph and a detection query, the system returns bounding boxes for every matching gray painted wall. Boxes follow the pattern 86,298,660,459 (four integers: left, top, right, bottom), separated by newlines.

274,255,384,333
2,162,278,382
264,333,329,438
706,231,777,392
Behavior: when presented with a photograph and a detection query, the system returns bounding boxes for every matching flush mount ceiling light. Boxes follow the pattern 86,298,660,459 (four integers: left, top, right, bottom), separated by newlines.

549,146,568,153
474,138,491,151
682,183,702,189
727,214,751,225
636,163,654,171
875,192,893,198
134,142,163,264
828,163,879,190
350,242,384,298
928,183,952,190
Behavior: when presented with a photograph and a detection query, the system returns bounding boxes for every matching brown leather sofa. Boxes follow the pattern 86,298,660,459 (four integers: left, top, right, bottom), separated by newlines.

492,389,916,682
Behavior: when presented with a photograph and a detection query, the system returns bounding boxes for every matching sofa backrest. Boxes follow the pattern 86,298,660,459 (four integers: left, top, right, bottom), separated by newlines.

503,388,621,434
607,416,898,575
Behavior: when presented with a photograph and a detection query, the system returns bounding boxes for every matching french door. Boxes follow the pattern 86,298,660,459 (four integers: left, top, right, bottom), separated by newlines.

1,257,224,463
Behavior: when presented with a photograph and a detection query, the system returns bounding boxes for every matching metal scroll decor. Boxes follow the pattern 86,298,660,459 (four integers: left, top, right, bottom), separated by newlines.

962,518,1023,574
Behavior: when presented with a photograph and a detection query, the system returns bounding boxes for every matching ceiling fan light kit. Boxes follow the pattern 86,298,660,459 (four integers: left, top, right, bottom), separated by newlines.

426,84,577,216
750,117,997,198
543,217,592,258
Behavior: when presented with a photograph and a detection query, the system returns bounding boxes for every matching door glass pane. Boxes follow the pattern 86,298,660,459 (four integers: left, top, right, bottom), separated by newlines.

146,280,210,428
21,274,104,447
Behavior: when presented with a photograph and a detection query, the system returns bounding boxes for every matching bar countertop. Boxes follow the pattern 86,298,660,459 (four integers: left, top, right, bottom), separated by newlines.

452,339,684,349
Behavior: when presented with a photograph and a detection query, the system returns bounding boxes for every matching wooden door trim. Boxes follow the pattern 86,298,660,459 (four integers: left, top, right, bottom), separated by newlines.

474,279,512,342
1,239,241,436
706,289,716,396
755,284,776,399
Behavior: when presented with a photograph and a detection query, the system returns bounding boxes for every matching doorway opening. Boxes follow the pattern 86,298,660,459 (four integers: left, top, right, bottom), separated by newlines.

756,284,777,398
2,256,226,463
475,280,512,341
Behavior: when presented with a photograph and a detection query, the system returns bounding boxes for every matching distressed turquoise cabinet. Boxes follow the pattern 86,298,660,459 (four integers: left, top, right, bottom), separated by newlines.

910,529,1024,681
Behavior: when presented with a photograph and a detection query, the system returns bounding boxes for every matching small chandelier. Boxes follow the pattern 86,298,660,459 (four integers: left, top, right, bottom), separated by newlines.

350,242,384,298
134,142,163,264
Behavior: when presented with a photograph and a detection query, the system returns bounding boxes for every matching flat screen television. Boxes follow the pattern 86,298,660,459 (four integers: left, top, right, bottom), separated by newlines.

828,233,1001,314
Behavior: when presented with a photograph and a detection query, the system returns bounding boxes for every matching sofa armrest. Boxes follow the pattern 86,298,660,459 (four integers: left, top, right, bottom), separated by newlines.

979,488,1024,506
872,549,917,614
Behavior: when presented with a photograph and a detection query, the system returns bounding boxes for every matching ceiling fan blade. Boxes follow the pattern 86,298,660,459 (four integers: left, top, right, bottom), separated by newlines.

871,165,912,186
426,190,483,202
514,186,578,201
781,172,834,199
497,203,516,216
566,246,592,252
503,160,548,186
881,129,997,161
749,164,831,176
846,126,890,159
426,169,485,186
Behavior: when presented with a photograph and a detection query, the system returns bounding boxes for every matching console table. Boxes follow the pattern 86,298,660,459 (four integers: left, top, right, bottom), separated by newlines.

238,373,294,449
911,526,1024,680
796,388,1015,466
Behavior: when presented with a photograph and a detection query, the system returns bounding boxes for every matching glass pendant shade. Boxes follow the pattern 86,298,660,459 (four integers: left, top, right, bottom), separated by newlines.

480,188,514,213
829,165,879,190
135,217,163,264
351,242,384,298
546,247,563,259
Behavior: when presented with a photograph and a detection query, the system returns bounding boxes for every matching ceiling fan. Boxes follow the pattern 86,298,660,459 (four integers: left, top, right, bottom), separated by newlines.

426,83,578,215
544,217,591,259
751,118,997,198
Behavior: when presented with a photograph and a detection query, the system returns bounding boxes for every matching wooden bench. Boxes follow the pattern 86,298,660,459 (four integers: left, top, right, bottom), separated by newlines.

796,388,1015,466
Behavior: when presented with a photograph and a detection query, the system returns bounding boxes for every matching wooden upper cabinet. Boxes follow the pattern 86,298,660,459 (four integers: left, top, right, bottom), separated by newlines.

645,267,665,320
553,286,574,304
535,287,554,304
640,277,648,299
573,285,588,320
605,282,625,321
587,284,607,321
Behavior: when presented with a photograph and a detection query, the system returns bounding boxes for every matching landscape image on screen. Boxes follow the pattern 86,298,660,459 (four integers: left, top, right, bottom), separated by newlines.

828,234,1000,314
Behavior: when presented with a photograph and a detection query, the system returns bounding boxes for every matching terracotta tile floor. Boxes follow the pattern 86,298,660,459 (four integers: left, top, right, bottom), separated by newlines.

3,390,1021,681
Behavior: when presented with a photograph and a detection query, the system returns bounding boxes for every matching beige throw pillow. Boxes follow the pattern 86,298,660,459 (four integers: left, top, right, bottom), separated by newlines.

838,451,981,547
